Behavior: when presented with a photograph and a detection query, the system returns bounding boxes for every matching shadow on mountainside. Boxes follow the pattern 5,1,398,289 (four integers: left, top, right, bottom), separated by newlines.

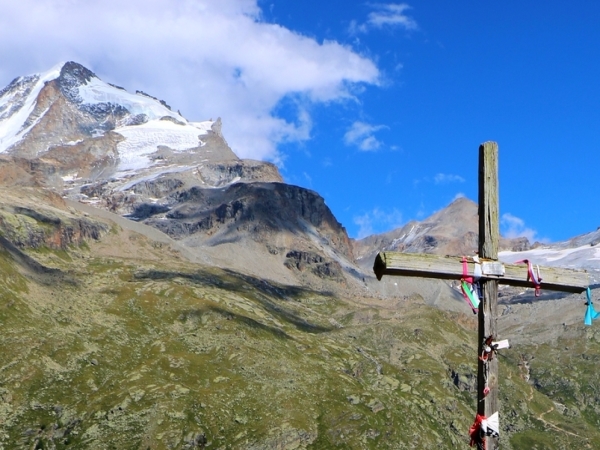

179,305,292,340
133,267,335,334
145,181,353,258
0,235,76,286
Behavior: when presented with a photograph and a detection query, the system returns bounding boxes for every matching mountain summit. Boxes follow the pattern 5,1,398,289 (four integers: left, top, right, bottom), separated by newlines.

0,61,235,181
0,62,358,291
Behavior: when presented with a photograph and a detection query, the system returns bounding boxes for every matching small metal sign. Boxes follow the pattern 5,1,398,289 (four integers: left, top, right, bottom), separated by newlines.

481,261,505,276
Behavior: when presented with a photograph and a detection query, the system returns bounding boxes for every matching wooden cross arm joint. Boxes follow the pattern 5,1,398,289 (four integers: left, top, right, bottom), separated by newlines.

373,251,589,294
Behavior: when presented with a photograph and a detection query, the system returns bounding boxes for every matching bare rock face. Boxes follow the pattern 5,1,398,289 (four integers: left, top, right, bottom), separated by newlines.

141,182,354,263
194,159,283,187
502,236,531,252
0,187,107,250
76,167,355,287
284,250,345,282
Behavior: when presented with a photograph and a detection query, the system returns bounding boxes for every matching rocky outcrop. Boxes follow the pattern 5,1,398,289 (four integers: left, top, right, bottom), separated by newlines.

143,182,354,262
0,203,107,250
500,236,531,252
284,250,345,282
194,159,282,187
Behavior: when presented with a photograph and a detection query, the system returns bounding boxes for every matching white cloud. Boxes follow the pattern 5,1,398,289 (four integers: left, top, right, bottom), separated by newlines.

367,3,418,30
501,213,541,242
434,173,465,184
353,207,403,238
350,3,418,34
344,121,386,151
0,0,379,163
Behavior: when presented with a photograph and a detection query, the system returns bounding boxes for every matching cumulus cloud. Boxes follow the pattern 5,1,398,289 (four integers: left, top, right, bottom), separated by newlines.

350,3,418,34
434,173,465,184
501,213,542,242
344,121,386,151
353,207,403,238
0,0,380,162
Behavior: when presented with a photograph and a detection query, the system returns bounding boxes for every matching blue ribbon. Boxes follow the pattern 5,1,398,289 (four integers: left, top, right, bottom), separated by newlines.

584,288,600,326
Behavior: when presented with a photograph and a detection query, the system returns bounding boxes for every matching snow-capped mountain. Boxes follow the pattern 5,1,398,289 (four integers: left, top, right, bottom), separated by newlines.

0,61,235,180
1,62,597,291
0,62,356,290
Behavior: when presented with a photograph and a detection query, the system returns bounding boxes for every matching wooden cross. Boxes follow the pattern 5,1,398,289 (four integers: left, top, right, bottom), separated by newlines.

372,142,589,450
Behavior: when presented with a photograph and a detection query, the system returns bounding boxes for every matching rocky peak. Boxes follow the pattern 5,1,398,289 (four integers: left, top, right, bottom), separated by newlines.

0,62,243,184
56,62,131,124
59,61,96,91
353,197,532,270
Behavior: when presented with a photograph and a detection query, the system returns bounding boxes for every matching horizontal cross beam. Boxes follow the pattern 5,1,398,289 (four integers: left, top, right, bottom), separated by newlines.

373,251,589,294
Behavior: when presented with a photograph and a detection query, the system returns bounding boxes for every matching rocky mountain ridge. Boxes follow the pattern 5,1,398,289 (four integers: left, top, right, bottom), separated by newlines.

353,197,531,271
0,62,360,293
3,61,599,309
2,62,597,300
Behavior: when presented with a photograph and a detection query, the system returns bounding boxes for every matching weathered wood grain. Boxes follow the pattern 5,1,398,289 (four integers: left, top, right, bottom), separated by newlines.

478,142,499,449
373,251,588,293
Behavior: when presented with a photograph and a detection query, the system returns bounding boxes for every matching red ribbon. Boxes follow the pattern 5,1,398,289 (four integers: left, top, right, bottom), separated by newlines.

469,414,486,449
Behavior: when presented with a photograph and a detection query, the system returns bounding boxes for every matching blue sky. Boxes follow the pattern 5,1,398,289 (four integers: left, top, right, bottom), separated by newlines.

1,0,598,242
262,1,600,242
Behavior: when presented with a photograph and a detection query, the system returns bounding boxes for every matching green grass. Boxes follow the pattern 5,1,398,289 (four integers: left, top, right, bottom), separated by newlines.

2,228,600,448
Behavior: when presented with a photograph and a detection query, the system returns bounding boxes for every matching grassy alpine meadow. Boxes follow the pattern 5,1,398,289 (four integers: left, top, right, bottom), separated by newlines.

0,210,600,449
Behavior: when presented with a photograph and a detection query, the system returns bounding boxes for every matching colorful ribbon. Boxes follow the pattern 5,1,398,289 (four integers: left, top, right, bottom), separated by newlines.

515,259,542,296
461,257,480,314
469,414,486,449
585,287,600,326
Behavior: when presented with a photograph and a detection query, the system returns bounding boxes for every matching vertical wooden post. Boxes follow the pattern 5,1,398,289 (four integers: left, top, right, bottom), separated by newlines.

477,142,499,450
373,142,587,447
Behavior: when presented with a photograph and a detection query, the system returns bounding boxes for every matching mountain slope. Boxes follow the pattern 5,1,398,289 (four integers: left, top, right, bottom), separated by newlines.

0,62,358,292
353,197,531,272
1,186,600,449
